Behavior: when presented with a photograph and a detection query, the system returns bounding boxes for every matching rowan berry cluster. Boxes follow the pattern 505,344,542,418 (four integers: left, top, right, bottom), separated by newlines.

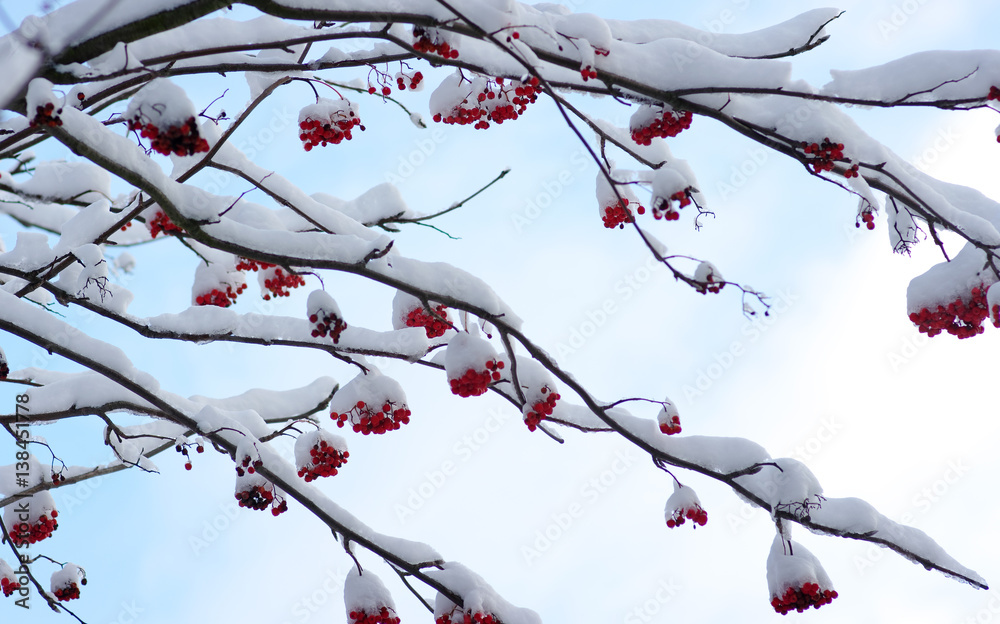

602,198,637,229
844,164,860,178
659,414,681,435
449,359,504,397
394,71,423,92
651,190,691,221
666,504,707,528
13,511,58,545
413,27,459,58
127,116,209,157
332,400,412,435
432,77,540,129
908,285,989,339
235,258,274,273
436,608,499,624
235,484,273,510
261,266,306,300
148,210,183,238
770,583,838,615
801,139,845,174
404,304,451,338
0,577,20,598
299,114,363,151
350,606,401,624
524,387,560,432
235,454,262,477
53,582,81,601
29,101,62,128
857,210,875,230
297,438,349,482
51,472,67,484
195,283,245,308
310,308,347,343
630,109,692,145
176,442,203,471
988,86,1000,100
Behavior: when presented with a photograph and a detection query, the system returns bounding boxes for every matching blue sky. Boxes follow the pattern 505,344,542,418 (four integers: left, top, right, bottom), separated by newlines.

2,1,1000,623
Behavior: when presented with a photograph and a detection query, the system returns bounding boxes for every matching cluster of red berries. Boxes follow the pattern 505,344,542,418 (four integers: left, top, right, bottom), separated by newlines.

801,139,845,174
177,442,204,471
195,284,245,308
449,359,504,397
119,220,133,232
297,439,349,482
631,110,692,146
235,483,273,510
659,414,681,435
602,198,637,229
12,511,58,545
148,210,183,238
524,387,560,432
580,65,598,81
844,164,860,178
262,266,306,300
299,114,363,151
374,71,423,93
0,576,20,598
235,258,272,273
437,608,499,624
413,27,459,58
349,606,401,624
432,77,540,129
857,210,875,230
771,583,838,615
53,582,81,602
652,190,691,221
332,400,412,435
310,308,347,343
127,116,209,157
29,102,63,128
988,86,1000,101
404,304,451,338
697,275,723,295
908,285,990,339
665,504,707,528
51,472,67,484
235,455,262,477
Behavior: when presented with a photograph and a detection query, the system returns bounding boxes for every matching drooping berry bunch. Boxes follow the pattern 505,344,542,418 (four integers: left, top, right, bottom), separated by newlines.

298,98,364,151
580,65,598,81
235,257,273,273
148,210,184,238
127,115,209,157
909,285,990,338
295,431,349,482
630,107,692,146
436,607,499,624
29,101,63,128
657,401,682,435
261,266,306,300
857,209,875,230
523,386,560,432
235,483,272,510
665,504,708,528
432,76,540,129
11,511,58,545
801,138,845,174
413,27,459,58
194,283,245,307
0,576,20,598
450,359,504,397
771,583,839,615
602,198,636,229
53,583,81,601
651,189,691,221
350,606,401,624
405,304,452,338
332,400,412,435
844,164,860,178
176,441,204,471
51,471,67,484
235,454,262,477
396,71,424,91
310,308,347,342
50,564,85,602
694,261,724,295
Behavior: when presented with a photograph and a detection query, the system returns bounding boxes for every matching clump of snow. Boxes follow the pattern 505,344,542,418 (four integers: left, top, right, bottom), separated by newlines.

125,78,197,129
766,535,837,614
344,568,400,624
18,161,110,203
444,330,502,397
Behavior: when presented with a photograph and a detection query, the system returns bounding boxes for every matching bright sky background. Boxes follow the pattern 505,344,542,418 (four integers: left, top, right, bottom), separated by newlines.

2,1,1000,623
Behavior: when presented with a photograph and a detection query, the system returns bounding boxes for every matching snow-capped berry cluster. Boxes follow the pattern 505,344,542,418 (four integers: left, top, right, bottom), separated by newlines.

630,105,692,146
801,139,845,174
406,304,451,338
51,565,85,602
523,386,560,432
330,372,412,435
693,261,724,295
651,190,691,221
298,98,364,151
445,330,504,397
127,116,209,157
0,560,21,598
665,484,707,529
857,209,875,230
295,430,349,482
436,607,499,624
657,401,681,435
261,266,306,300
450,359,503,397
308,290,347,343
29,101,63,128
413,27,459,58
194,284,245,307
909,285,989,338
771,583,839,615
4,492,58,546
350,607,401,624
148,210,183,238
431,75,540,129
345,569,401,624
602,198,636,229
